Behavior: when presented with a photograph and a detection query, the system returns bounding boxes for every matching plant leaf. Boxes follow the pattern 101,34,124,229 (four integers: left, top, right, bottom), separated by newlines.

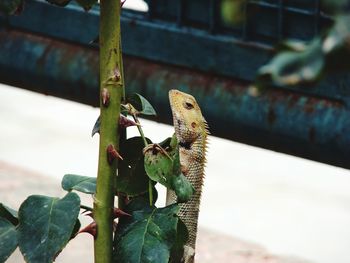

18,193,80,263
144,135,194,203
169,219,188,263
70,219,81,240
62,174,96,194
117,137,152,196
0,0,23,15
128,93,157,116
0,217,18,262
114,202,180,263
257,38,324,87
75,0,97,11
0,203,18,225
91,116,100,137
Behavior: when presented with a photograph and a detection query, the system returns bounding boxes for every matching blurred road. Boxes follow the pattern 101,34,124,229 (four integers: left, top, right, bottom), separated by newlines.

1,84,350,263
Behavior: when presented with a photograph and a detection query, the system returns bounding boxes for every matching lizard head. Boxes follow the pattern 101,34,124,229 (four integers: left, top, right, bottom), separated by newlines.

169,89,208,145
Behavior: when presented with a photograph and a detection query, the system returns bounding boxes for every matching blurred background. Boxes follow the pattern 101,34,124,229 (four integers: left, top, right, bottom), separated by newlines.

1,0,350,263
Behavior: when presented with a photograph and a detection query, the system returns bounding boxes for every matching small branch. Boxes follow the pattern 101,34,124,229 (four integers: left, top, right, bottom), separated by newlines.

132,114,153,205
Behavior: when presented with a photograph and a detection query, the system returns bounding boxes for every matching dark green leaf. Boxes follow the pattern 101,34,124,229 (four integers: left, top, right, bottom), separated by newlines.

128,93,157,116
144,135,194,202
0,0,23,15
75,0,97,11
18,193,80,263
117,137,152,196
62,174,96,194
114,203,180,263
70,219,81,240
144,145,173,188
46,0,71,7
169,219,188,263
171,173,195,203
91,116,100,137
0,217,18,262
0,203,18,225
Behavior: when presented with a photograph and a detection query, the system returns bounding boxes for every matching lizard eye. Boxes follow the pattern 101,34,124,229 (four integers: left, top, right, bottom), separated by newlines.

184,101,194,110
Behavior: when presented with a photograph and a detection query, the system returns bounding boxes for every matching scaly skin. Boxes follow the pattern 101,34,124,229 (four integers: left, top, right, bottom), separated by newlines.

166,89,209,263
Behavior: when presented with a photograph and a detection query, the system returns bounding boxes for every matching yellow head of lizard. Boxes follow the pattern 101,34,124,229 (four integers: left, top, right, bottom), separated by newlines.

169,89,208,145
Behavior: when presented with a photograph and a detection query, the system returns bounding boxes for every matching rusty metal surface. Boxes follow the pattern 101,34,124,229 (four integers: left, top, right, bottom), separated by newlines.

0,29,349,169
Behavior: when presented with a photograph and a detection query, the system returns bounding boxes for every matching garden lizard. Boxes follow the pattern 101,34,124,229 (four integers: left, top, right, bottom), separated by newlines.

166,89,209,263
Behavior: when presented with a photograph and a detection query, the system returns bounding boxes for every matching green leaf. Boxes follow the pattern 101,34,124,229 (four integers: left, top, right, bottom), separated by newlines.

91,116,100,137
0,217,18,262
144,135,194,203
0,203,18,225
128,93,157,116
18,193,80,263
61,174,96,194
170,173,194,203
75,0,97,11
117,137,152,196
170,219,188,263
220,0,246,25
70,219,81,240
114,202,180,263
46,0,71,7
257,38,324,87
0,0,23,15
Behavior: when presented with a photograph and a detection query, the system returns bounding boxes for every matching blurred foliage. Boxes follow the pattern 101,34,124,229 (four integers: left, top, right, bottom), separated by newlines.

0,0,23,15
220,0,247,25
256,1,350,88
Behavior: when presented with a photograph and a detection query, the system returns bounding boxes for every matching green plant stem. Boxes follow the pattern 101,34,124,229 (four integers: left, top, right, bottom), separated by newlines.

132,114,148,147
132,114,153,205
93,0,124,262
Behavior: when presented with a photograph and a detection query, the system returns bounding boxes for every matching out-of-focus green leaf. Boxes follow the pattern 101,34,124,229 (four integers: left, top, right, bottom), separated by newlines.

75,0,97,11
0,203,18,226
256,12,350,87
127,93,157,116
220,0,246,25
114,201,180,263
0,0,23,15
257,38,324,86
18,193,80,263
62,174,96,194
0,217,18,262
322,0,349,14
46,0,71,7
117,137,152,196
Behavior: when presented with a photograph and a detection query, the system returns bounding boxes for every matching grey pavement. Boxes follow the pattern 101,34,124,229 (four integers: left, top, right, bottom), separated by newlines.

1,84,350,263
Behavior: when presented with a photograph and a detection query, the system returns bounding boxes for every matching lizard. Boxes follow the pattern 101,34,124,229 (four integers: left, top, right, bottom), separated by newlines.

166,89,209,263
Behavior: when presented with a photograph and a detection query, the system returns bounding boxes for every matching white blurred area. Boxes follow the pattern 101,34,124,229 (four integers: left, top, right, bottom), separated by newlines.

1,84,350,263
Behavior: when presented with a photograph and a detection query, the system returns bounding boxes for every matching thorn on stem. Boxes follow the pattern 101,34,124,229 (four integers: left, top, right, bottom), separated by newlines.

119,115,140,128
113,208,131,218
102,88,110,107
79,222,97,238
107,144,123,165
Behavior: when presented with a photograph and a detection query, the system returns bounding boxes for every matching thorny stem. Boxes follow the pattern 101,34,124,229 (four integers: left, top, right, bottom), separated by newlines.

132,114,153,205
93,0,124,262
